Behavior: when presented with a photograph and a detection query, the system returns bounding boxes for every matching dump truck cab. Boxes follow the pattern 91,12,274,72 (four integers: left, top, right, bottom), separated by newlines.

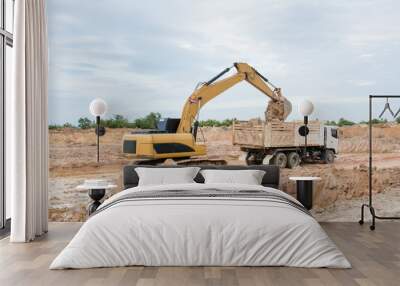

324,125,339,153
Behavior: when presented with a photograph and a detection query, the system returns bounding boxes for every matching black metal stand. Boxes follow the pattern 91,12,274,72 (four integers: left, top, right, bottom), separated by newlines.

298,116,310,159
88,188,106,215
296,180,313,210
359,95,400,230
304,115,308,156
96,116,100,163
94,116,106,163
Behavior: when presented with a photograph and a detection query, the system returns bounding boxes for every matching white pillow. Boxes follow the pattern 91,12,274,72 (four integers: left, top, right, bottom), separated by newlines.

200,169,266,185
135,167,200,186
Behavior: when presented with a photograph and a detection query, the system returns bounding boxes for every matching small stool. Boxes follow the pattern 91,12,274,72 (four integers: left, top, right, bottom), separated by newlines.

289,177,321,210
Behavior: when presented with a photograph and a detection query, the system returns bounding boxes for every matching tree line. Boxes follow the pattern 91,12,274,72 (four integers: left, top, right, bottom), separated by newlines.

49,113,235,130
49,113,161,130
49,113,400,130
325,117,400,126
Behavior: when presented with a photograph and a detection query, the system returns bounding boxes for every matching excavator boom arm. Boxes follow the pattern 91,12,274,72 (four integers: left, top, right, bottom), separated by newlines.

176,62,292,134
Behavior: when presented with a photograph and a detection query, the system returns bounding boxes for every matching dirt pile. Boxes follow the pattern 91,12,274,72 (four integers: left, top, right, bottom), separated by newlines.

281,165,400,209
339,123,400,153
199,126,241,161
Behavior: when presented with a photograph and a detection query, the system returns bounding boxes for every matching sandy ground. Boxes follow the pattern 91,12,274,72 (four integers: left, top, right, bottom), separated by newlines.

49,124,400,222
312,189,400,222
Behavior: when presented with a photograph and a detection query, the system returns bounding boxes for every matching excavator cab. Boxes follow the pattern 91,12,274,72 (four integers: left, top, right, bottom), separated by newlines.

157,118,181,133
128,118,181,135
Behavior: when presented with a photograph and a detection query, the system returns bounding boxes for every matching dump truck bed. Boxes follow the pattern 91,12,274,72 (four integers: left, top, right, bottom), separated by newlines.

233,120,324,149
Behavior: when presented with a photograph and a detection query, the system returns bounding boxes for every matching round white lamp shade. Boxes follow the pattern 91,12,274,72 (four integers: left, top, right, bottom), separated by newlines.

299,100,314,116
89,98,108,117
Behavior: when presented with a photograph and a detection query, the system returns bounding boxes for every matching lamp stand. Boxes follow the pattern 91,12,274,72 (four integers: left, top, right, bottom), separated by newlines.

304,115,308,157
96,116,100,163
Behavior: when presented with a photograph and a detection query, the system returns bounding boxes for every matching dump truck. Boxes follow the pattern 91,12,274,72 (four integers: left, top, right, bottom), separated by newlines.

233,120,339,168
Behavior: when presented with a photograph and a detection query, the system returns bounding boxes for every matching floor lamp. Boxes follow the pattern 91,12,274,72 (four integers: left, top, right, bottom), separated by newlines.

89,98,107,162
299,100,314,157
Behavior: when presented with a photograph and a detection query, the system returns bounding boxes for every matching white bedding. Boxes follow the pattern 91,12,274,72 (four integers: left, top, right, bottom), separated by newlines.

50,183,351,269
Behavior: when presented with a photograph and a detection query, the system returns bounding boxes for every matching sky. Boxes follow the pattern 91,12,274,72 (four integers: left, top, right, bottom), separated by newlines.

47,0,400,124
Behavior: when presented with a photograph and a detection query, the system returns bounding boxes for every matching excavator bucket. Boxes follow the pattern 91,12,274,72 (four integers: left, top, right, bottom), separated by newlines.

265,97,292,122
283,97,292,120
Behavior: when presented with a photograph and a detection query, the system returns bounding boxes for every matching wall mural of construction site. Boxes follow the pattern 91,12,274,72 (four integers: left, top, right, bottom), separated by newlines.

48,67,400,222
47,1,400,223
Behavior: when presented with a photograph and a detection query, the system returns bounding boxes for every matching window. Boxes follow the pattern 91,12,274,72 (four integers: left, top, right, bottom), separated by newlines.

153,143,195,154
1,0,14,232
331,128,338,139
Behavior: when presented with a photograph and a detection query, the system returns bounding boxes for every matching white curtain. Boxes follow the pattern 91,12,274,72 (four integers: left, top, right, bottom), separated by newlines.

9,0,49,242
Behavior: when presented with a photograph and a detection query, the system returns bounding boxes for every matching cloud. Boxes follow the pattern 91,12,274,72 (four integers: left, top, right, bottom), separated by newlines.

47,0,400,124
347,80,376,87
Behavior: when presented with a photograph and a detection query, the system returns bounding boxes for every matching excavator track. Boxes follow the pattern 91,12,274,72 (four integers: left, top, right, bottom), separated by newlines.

175,157,227,166
133,157,227,166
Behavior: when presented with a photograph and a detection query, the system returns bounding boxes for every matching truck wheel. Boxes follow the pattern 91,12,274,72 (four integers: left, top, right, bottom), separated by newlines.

245,152,253,165
322,150,335,164
287,152,300,168
245,151,265,165
271,152,287,168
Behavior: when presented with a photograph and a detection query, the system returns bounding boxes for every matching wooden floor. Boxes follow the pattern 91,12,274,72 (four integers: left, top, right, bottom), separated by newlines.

0,222,399,286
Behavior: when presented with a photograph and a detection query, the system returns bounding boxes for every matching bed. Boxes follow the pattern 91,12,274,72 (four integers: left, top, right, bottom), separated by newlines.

50,165,350,269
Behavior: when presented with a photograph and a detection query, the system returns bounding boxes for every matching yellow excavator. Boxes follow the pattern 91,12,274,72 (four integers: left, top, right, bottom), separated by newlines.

122,62,292,164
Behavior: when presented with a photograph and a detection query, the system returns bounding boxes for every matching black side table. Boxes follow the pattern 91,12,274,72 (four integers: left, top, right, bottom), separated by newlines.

88,189,106,215
77,182,117,216
289,177,321,210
